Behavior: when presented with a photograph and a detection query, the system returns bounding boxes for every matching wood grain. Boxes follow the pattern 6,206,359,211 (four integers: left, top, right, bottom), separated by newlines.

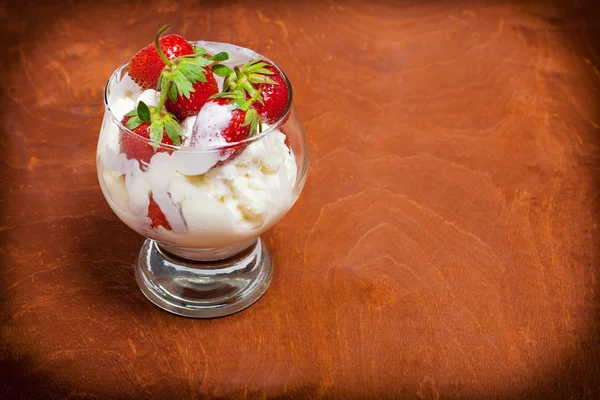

1,0,600,398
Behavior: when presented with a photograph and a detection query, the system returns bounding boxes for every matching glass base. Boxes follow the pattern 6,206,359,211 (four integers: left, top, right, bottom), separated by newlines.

135,238,272,318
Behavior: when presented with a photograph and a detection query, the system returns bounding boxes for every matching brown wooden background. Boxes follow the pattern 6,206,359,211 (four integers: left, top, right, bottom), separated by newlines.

2,0,600,398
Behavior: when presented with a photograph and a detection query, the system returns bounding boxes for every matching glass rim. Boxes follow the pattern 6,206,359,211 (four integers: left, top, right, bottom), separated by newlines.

103,41,294,152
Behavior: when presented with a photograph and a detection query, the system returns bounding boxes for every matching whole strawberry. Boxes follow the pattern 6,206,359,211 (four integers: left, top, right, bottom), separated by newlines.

128,25,226,119
215,59,290,124
150,27,227,120
128,33,194,90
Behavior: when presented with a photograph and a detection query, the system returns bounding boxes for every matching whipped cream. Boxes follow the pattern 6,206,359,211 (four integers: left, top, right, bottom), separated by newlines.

98,65,297,249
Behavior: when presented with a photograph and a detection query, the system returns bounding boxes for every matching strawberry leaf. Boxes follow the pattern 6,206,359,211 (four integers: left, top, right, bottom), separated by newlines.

149,122,164,144
125,116,143,130
248,74,278,85
159,74,169,94
181,56,212,69
242,111,252,127
242,109,261,137
164,119,182,145
243,59,263,68
242,81,259,98
179,62,207,84
210,91,246,108
168,83,178,103
194,46,207,56
137,101,151,123
158,55,213,100
124,109,138,117
247,67,274,76
255,93,265,105
210,52,229,62
242,60,274,75
240,88,262,111
212,64,233,77
171,71,194,98
210,92,241,100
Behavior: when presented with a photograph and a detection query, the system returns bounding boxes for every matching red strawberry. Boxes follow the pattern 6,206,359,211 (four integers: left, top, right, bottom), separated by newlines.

119,101,182,168
128,33,194,90
120,118,174,167
144,27,229,120
164,68,218,119
218,59,290,124
192,92,262,164
148,196,171,229
209,98,252,142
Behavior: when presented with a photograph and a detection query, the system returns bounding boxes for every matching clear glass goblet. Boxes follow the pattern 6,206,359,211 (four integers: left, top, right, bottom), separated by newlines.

97,42,308,318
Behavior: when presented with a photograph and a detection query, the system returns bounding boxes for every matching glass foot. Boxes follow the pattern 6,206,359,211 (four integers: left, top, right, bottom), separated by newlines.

135,238,272,318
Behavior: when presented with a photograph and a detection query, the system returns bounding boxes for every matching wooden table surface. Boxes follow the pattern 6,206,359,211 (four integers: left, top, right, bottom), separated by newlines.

2,0,600,398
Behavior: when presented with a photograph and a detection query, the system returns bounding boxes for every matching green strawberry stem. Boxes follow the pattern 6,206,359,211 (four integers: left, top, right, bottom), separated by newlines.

154,25,173,68
155,80,171,115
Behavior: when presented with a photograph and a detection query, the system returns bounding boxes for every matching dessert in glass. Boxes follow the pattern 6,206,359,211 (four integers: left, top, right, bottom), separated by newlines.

97,26,308,318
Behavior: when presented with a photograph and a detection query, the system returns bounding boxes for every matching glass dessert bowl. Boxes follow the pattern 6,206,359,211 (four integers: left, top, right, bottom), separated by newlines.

97,36,308,318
